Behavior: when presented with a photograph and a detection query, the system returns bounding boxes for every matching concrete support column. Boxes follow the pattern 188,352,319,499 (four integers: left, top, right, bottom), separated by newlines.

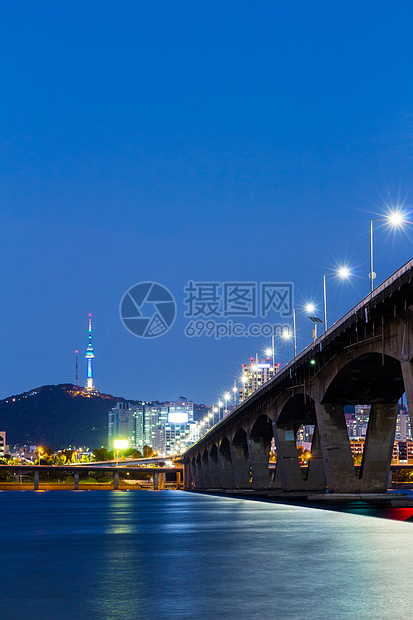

184,465,192,490
208,454,222,489
176,472,181,489
190,461,200,489
195,458,206,489
315,402,358,493
201,456,212,488
153,472,159,490
74,472,80,490
402,361,413,429
248,435,271,490
229,442,250,489
218,446,235,489
191,460,202,489
34,470,39,491
359,403,398,492
273,426,307,492
305,426,327,491
114,471,119,490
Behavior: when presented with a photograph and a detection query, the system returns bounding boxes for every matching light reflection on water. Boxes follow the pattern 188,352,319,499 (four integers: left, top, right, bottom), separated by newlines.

0,491,413,619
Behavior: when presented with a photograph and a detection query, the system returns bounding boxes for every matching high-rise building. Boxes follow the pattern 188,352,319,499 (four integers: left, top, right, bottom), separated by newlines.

0,431,6,457
395,405,411,441
239,357,280,403
167,398,194,422
85,314,95,391
159,420,199,456
144,404,168,453
108,403,144,451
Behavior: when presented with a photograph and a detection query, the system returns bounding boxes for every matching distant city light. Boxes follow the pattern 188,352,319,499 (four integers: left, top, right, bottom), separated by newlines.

114,439,129,450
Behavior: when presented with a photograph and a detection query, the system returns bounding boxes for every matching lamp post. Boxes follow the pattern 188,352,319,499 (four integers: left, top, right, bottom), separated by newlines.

218,400,223,422
213,406,218,425
232,382,237,407
224,392,230,416
113,439,129,466
323,266,352,332
370,211,407,293
306,304,323,342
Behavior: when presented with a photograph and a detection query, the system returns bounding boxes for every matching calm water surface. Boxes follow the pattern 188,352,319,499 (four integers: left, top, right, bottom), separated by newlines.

1,490,413,619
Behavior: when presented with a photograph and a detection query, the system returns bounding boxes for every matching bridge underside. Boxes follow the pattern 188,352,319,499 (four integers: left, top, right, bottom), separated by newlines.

183,260,413,496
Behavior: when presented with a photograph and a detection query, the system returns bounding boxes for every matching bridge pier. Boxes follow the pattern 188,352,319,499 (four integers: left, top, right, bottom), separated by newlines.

230,441,250,489
218,440,235,489
402,360,413,428
273,426,308,491
359,403,397,492
305,426,326,491
74,472,80,490
248,435,271,490
191,459,203,489
195,455,206,489
315,402,358,493
114,471,119,490
34,470,39,491
201,453,212,488
153,472,159,490
208,447,222,488
184,464,192,490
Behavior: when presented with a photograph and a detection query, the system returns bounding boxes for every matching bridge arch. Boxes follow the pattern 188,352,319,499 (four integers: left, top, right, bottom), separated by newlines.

316,352,402,493
207,443,221,488
274,394,325,491
218,437,234,489
230,428,251,489
195,452,206,489
201,449,212,488
248,414,273,489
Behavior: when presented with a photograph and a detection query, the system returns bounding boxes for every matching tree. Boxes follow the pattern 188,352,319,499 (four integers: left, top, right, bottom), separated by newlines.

143,445,154,458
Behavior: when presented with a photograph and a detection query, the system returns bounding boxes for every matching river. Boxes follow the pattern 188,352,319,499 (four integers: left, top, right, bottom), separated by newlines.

0,490,413,619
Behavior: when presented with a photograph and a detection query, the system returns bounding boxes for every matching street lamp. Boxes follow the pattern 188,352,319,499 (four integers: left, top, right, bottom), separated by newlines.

224,392,230,416
232,383,237,407
114,439,129,466
213,406,218,425
218,400,223,421
306,304,323,342
323,266,352,332
370,210,407,293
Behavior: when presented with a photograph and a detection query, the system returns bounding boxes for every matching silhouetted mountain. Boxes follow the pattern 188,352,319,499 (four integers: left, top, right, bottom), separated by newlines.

0,384,128,450
0,384,210,450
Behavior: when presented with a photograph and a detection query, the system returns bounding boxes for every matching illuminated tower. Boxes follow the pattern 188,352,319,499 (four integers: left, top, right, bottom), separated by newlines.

85,314,95,391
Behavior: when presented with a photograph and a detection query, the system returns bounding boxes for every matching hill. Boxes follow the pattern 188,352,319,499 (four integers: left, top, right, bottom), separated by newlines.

0,384,128,450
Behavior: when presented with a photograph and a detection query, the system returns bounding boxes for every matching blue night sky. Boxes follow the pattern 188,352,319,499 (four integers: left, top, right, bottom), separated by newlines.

1,1,413,403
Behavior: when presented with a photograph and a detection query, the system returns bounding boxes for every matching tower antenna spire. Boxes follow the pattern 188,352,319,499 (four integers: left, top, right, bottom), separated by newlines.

75,350,79,387
85,313,95,392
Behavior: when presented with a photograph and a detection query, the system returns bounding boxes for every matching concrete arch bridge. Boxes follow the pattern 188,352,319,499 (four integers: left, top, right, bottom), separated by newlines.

182,259,413,496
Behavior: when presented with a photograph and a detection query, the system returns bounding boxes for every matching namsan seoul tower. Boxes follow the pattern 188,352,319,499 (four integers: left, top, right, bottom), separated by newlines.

85,313,95,391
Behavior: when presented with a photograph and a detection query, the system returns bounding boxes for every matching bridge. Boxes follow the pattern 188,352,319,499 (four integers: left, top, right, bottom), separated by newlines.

181,258,413,497
0,464,183,490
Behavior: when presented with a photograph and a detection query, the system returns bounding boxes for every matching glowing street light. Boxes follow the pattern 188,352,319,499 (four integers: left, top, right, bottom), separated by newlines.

370,210,409,293
114,439,129,466
323,265,352,332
